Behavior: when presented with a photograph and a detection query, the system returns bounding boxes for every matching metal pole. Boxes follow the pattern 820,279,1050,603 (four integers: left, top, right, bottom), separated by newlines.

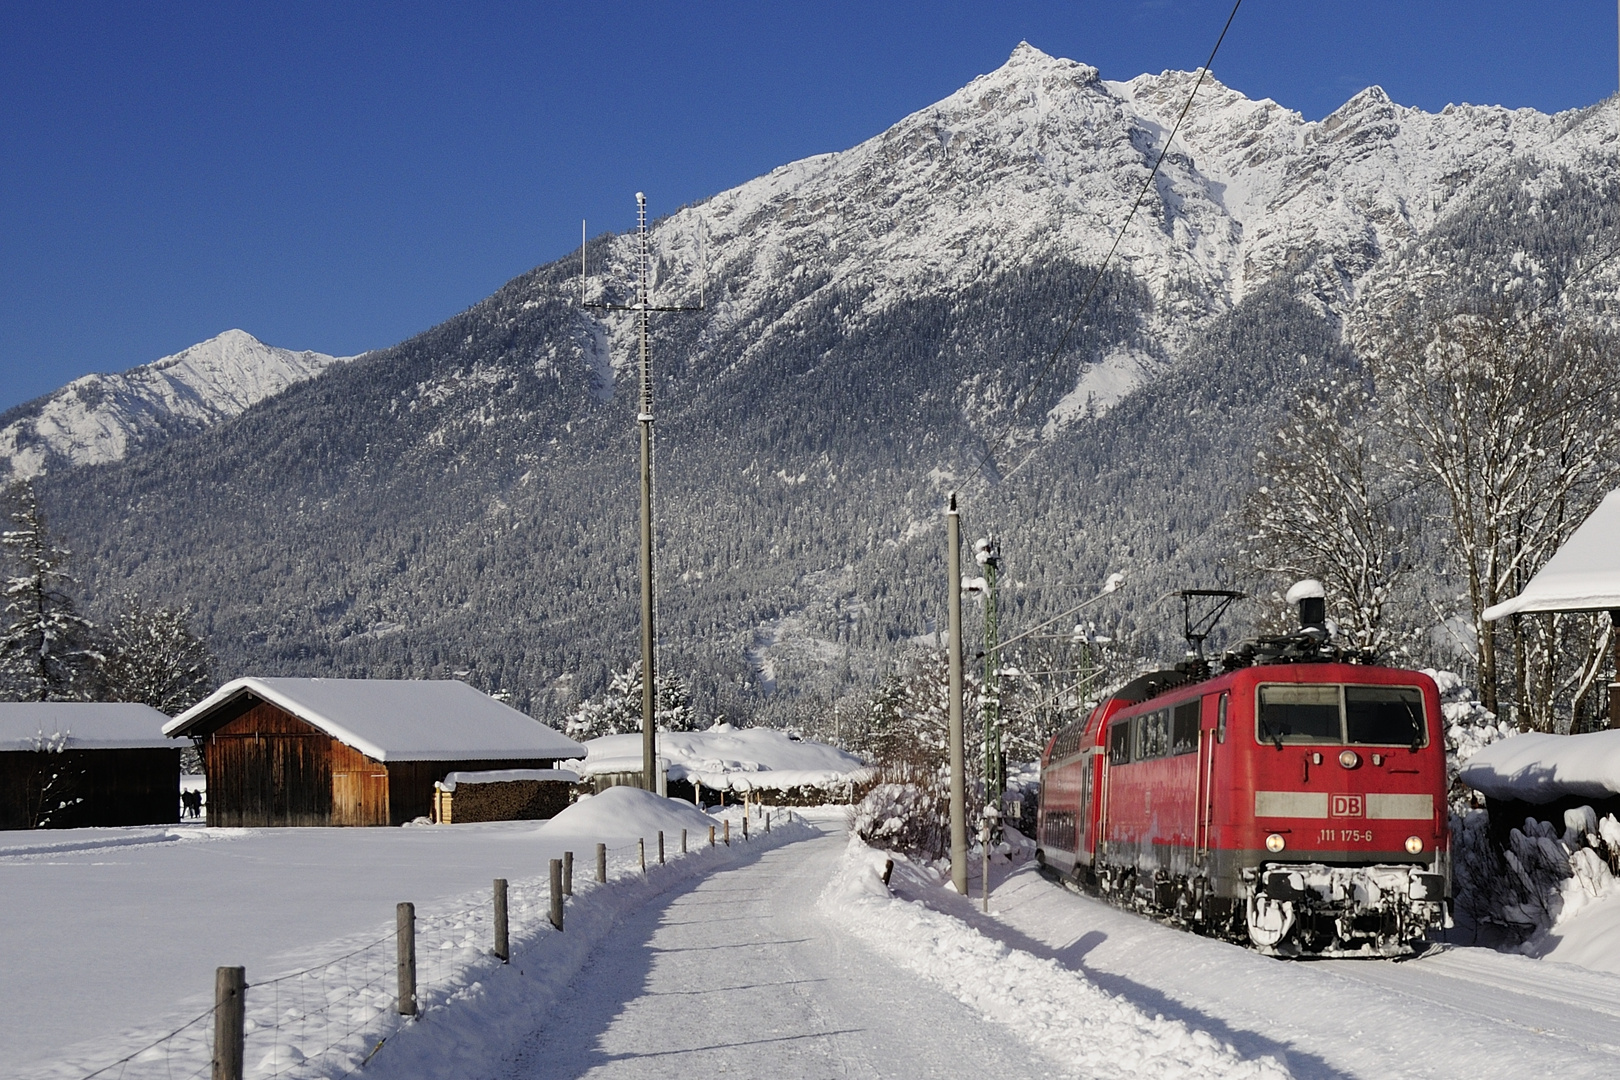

947,493,968,895
981,538,1003,810
636,192,659,792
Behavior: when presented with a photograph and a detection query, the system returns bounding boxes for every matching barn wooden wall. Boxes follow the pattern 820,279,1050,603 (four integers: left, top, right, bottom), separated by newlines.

203,703,334,827
0,748,179,830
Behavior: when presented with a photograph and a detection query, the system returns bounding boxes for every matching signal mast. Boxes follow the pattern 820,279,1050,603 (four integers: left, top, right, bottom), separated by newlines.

580,194,704,790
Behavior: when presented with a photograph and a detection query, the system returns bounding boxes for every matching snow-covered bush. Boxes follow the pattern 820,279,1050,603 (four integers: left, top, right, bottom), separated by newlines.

1430,668,1516,811
847,650,983,859
850,781,949,859
1452,806,1620,946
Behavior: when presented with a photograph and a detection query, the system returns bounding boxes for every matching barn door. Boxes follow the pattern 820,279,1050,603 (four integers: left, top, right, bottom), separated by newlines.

331,770,389,827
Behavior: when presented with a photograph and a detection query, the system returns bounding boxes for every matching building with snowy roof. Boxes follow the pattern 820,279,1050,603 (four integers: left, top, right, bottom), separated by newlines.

0,702,178,830
1484,487,1620,729
573,725,868,806
165,678,585,827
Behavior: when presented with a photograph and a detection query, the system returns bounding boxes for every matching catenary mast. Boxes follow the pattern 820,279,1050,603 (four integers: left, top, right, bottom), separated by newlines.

582,193,703,790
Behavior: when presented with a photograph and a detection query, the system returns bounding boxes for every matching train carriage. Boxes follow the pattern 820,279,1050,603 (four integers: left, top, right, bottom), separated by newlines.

1037,592,1451,957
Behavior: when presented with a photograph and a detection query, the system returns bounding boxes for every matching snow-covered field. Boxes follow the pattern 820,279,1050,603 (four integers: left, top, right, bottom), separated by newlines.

1,790,806,1079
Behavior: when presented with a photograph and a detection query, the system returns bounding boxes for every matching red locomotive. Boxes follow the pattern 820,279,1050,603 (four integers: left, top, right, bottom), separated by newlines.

1036,588,1450,957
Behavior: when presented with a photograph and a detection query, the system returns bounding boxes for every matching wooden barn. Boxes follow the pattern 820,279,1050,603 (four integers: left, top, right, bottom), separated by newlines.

1,703,179,830
164,678,585,827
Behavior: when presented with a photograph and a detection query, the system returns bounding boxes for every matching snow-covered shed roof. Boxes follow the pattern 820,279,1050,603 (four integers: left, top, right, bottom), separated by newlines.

1483,488,1620,621
572,725,868,791
164,678,585,763
1458,730,1620,803
0,702,174,752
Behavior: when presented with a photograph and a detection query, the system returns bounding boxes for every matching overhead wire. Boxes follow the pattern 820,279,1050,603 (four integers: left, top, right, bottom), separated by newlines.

963,0,1245,490
958,1,1245,670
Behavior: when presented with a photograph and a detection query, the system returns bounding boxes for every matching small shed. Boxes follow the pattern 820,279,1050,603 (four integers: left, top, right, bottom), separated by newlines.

0,703,179,830
164,678,585,827
1484,487,1620,728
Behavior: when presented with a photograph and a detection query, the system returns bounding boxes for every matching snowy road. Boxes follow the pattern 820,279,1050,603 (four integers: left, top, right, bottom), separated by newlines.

504,824,1064,1079
499,820,1620,1080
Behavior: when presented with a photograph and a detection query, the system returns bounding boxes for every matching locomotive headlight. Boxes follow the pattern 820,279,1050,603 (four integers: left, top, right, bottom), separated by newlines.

1265,833,1286,853
1405,836,1424,855
1338,749,1360,769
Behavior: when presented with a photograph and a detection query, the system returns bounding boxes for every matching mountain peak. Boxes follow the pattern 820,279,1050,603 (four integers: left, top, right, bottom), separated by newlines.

0,332,351,481
995,40,1097,84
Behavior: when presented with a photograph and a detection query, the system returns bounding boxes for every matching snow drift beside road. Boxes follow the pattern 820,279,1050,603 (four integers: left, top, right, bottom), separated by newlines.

820,839,1292,1079
539,784,724,836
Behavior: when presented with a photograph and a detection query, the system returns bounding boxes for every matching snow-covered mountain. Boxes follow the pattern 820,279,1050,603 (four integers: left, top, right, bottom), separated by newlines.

0,330,352,481
591,43,1616,415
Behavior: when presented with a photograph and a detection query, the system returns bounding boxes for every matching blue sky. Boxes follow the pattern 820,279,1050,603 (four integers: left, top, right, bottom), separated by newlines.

2,1,1615,411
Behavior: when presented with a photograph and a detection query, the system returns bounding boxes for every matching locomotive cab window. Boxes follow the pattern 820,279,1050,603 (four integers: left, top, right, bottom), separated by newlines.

1257,684,1428,747
1346,686,1425,746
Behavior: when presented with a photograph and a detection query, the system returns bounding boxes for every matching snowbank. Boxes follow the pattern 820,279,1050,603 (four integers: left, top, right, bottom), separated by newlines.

538,784,721,836
1459,730,1620,803
573,725,868,792
819,839,1291,1079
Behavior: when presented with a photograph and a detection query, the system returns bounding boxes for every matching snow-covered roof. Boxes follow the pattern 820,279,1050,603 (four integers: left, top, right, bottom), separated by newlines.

0,703,174,752
164,678,585,763
572,725,868,791
435,768,580,792
1483,488,1620,620
1458,730,1620,803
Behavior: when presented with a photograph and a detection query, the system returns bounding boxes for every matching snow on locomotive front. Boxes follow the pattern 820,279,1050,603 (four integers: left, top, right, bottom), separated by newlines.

1036,591,1451,958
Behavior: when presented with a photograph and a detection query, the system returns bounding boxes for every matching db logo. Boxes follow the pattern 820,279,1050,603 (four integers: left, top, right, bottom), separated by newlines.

1331,794,1365,818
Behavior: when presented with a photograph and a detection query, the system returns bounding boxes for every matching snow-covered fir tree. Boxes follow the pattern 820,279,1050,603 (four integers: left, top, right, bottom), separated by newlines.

0,481,99,701
564,661,699,740
98,594,214,715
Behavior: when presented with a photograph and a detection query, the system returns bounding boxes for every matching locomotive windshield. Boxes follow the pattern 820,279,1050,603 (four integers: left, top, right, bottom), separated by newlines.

1257,684,1426,747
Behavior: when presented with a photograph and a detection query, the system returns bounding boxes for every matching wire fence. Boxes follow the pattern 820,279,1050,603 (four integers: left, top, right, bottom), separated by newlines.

60,806,782,1080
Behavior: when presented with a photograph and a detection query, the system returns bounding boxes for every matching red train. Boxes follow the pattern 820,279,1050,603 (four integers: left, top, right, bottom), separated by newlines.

1036,592,1451,957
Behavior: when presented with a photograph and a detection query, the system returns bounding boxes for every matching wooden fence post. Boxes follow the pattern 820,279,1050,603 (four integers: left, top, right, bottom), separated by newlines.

493,879,509,962
681,828,687,854
743,814,748,841
724,819,730,846
563,850,573,896
596,842,607,883
658,831,665,864
766,812,771,833
549,859,564,931
638,837,646,874
708,825,715,848
211,966,245,1080
396,903,417,1016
